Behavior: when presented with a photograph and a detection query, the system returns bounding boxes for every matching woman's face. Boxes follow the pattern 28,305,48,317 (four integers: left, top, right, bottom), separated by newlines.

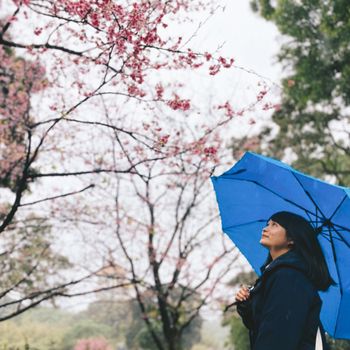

260,220,291,251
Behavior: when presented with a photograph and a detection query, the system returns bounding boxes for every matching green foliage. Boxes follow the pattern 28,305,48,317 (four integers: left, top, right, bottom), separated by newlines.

227,270,258,288
124,296,202,350
327,336,350,350
134,320,164,350
198,320,229,350
0,299,218,350
0,307,117,350
0,307,72,350
0,215,71,320
81,299,127,336
59,319,115,350
248,0,350,186
16,307,73,326
224,315,250,350
78,290,204,350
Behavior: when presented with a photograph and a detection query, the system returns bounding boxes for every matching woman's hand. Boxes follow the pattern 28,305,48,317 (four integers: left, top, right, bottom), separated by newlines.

235,284,250,302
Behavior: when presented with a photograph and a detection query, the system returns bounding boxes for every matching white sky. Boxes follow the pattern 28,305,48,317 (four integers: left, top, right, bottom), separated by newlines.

198,1,282,81
174,0,284,140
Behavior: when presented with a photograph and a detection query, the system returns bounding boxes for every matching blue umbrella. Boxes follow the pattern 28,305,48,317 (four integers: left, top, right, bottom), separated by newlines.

211,151,350,339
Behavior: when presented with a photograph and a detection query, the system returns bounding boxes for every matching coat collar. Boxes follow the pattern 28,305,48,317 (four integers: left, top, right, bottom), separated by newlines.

259,249,308,276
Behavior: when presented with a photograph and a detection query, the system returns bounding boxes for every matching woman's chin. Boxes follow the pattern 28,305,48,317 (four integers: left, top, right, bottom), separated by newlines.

259,239,269,248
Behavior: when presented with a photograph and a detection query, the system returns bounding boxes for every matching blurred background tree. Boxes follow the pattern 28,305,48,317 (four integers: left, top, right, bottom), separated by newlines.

80,288,203,350
124,288,202,350
245,0,350,187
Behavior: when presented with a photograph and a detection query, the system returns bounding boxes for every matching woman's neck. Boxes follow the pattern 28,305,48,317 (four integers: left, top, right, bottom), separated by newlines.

270,247,291,261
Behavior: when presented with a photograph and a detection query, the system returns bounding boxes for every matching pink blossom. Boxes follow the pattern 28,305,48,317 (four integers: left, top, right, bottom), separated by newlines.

158,135,170,147
203,146,218,156
127,84,146,97
34,27,42,36
217,101,234,117
74,338,112,350
257,89,268,101
155,83,164,99
89,12,100,27
167,95,191,111
218,56,235,68
262,102,281,111
209,64,220,75
204,52,212,61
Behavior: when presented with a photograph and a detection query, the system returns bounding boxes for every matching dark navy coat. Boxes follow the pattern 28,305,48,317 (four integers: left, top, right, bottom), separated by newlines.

237,250,328,350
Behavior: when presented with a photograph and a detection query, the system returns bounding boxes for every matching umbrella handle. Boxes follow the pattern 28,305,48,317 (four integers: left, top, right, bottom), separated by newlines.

223,301,238,312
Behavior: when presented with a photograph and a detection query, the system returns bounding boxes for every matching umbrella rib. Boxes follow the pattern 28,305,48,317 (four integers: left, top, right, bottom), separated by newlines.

290,172,327,221
328,226,344,338
305,210,317,229
319,232,342,243
332,222,350,234
315,207,321,227
291,175,350,235
221,176,317,218
331,225,350,249
328,195,347,222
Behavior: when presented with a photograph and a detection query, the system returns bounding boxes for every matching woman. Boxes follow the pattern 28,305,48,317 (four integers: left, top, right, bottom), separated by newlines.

235,211,334,350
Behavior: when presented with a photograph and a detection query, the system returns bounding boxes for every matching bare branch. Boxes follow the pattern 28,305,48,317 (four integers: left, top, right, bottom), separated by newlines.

19,184,95,207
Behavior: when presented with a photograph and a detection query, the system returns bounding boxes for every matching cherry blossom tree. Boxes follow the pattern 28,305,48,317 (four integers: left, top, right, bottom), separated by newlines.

63,118,239,350
0,0,241,233
0,0,274,338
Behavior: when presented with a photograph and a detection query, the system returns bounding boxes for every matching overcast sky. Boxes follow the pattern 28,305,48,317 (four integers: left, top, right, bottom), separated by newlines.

226,1,282,81
191,1,283,82
188,1,284,145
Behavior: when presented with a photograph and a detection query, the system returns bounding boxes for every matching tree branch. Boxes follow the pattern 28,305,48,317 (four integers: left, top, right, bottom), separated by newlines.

19,184,95,207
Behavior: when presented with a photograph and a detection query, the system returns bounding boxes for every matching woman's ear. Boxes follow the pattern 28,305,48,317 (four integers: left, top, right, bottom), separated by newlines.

287,240,294,247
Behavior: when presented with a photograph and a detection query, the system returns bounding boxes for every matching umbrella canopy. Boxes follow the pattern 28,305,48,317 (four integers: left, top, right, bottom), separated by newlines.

211,151,350,339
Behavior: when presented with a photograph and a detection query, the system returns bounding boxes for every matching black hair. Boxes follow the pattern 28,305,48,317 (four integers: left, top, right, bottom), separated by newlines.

267,211,335,291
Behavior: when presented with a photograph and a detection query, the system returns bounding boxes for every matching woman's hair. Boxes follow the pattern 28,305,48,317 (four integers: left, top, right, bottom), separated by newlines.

267,211,335,291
